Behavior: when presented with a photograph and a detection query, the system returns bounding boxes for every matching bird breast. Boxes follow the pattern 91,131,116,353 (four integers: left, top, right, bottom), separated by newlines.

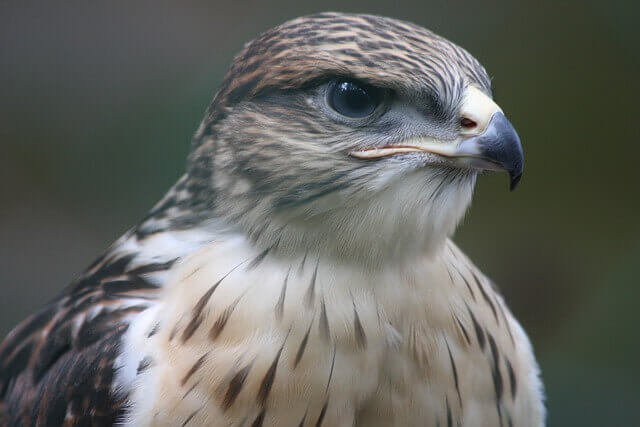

118,235,544,427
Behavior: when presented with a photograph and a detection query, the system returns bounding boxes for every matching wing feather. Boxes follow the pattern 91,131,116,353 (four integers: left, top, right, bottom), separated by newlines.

0,240,175,426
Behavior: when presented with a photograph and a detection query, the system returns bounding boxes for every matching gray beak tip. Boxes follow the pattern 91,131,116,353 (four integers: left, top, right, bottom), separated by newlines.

509,173,522,191
472,112,524,192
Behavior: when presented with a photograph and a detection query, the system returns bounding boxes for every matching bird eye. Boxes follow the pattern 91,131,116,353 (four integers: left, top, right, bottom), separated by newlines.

327,80,381,118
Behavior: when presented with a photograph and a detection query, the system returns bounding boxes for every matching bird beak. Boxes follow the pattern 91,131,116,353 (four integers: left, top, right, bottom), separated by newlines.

349,86,524,190
453,111,524,191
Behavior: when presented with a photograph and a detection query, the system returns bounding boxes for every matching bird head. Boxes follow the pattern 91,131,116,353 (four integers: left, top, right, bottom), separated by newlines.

183,13,523,265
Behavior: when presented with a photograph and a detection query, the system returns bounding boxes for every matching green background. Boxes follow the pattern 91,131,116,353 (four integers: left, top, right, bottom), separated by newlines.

1,1,638,425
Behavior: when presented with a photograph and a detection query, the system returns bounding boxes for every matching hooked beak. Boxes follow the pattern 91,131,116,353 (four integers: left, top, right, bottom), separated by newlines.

349,86,524,191
453,112,523,190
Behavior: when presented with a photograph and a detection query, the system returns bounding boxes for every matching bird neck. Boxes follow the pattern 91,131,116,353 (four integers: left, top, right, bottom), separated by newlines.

135,168,474,270
249,172,475,268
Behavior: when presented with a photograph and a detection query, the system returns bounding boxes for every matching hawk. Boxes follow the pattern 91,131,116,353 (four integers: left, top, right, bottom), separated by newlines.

0,12,545,427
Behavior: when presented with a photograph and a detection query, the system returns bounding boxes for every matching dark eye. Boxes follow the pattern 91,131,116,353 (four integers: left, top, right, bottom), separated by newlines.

327,80,381,118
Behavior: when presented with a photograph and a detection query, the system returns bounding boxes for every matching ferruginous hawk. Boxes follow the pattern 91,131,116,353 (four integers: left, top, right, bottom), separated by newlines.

0,12,544,427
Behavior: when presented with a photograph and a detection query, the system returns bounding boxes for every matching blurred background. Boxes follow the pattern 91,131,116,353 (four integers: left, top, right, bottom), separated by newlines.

1,1,638,425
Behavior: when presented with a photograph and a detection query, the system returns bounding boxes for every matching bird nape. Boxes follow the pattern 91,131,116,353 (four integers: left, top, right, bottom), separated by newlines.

0,12,543,427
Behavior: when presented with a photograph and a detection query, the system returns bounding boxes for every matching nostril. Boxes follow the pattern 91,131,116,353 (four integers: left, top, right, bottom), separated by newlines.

460,117,477,129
